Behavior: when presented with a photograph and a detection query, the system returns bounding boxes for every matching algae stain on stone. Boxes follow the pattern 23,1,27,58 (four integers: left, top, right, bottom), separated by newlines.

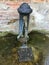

0,31,49,65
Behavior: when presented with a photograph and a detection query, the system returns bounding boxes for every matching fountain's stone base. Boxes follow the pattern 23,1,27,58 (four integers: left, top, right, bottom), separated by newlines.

17,46,43,65
18,46,34,62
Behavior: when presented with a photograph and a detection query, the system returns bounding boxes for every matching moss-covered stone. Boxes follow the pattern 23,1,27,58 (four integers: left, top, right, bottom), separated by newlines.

0,31,49,65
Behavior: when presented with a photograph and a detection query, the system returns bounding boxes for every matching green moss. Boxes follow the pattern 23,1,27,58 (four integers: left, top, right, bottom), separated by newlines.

0,31,49,65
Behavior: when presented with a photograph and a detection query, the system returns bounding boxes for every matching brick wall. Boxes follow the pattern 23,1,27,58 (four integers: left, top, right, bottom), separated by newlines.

0,0,48,3
32,0,44,2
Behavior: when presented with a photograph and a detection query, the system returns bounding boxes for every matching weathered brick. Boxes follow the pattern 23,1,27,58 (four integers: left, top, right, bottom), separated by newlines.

32,0,44,2
47,0,49,2
5,1,30,9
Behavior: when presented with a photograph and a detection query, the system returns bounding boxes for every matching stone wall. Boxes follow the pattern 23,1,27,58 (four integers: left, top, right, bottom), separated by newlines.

0,0,49,3
0,1,49,36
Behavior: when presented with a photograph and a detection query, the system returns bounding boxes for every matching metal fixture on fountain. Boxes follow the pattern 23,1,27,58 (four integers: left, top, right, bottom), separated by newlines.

17,3,34,62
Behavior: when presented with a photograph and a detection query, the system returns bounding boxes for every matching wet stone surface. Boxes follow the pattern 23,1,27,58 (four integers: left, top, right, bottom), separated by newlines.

0,31,49,65
18,47,33,62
